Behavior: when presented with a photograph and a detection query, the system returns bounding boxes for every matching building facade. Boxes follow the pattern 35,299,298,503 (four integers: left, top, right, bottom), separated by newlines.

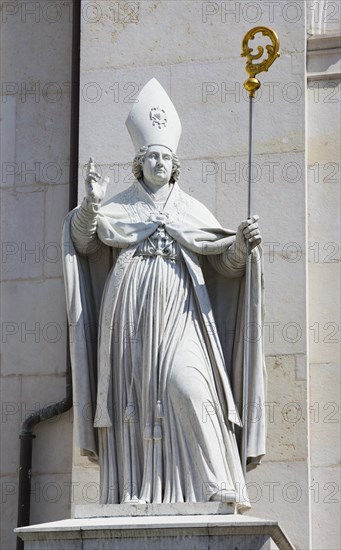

1,1,340,548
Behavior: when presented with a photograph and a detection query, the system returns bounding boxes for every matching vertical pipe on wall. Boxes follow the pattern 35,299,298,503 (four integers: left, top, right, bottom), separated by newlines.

16,2,81,548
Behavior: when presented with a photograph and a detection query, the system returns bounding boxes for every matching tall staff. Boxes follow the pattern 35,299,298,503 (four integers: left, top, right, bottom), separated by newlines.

241,27,280,475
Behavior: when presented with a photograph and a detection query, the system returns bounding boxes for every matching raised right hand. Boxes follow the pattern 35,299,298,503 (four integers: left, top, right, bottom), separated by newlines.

85,157,109,202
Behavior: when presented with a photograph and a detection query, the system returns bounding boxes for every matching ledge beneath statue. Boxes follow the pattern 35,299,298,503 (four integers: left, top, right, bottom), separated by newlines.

15,513,296,550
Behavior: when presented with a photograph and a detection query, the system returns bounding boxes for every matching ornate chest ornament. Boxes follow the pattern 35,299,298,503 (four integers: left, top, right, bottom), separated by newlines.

136,226,181,261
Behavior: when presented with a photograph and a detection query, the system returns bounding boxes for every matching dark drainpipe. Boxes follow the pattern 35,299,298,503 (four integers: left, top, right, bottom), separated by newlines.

16,1,81,548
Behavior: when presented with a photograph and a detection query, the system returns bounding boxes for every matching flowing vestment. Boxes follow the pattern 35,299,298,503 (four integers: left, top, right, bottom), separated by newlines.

63,181,266,511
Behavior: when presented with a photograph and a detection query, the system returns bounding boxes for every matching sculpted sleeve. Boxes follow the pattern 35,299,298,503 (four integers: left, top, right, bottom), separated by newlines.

70,198,102,256
208,240,247,278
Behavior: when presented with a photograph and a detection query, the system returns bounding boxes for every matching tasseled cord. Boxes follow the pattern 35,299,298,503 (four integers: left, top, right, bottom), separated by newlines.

153,400,164,440
137,401,164,440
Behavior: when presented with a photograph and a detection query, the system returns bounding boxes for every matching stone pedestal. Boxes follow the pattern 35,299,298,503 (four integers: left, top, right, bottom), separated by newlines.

74,502,236,518
15,513,295,550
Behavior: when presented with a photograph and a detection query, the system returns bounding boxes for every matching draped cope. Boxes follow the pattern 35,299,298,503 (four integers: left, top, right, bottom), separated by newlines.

62,181,266,510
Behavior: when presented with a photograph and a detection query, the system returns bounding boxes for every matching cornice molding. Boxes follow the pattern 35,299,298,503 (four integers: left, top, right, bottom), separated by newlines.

307,33,341,81
307,33,341,52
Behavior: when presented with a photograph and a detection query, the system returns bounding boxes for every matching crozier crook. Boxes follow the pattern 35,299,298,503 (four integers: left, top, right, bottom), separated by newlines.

241,27,280,475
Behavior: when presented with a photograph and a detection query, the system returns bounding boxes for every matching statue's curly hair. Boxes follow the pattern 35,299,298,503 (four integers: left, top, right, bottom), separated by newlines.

132,146,181,184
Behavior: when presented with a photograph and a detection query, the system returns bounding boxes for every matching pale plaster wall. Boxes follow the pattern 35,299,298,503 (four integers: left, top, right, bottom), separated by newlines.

307,32,341,549
76,1,310,548
0,1,73,548
307,0,341,36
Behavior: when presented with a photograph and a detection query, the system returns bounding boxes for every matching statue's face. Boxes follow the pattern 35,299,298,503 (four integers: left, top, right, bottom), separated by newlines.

142,145,173,188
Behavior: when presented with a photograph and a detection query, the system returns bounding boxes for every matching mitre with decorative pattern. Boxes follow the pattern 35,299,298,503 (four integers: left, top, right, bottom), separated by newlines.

126,78,182,153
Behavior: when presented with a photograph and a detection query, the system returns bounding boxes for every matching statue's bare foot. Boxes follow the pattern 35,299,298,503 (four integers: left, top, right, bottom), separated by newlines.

209,489,236,503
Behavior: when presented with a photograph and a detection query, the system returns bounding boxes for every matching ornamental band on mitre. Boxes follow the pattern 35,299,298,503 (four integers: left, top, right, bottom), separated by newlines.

125,78,182,154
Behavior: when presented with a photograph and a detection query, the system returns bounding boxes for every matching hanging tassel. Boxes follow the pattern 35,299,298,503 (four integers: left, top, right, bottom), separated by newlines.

153,420,162,440
143,423,153,440
154,401,163,439
153,419,163,501
123,402,136,423
155,400,164,419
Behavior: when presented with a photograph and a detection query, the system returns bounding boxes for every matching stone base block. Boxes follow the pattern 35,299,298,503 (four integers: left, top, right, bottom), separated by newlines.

15,514,295,550
74,502,236,518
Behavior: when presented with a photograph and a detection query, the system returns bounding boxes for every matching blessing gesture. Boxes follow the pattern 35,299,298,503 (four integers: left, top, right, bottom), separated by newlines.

85,157,109,202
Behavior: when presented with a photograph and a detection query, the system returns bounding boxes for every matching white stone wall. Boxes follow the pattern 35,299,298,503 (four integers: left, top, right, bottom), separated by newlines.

0,1,73,548
77,1,311,548
307,0,341,35
307,32,341,550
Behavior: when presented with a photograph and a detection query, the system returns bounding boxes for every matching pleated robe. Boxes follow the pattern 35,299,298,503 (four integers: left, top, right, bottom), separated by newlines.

63,180,266,512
